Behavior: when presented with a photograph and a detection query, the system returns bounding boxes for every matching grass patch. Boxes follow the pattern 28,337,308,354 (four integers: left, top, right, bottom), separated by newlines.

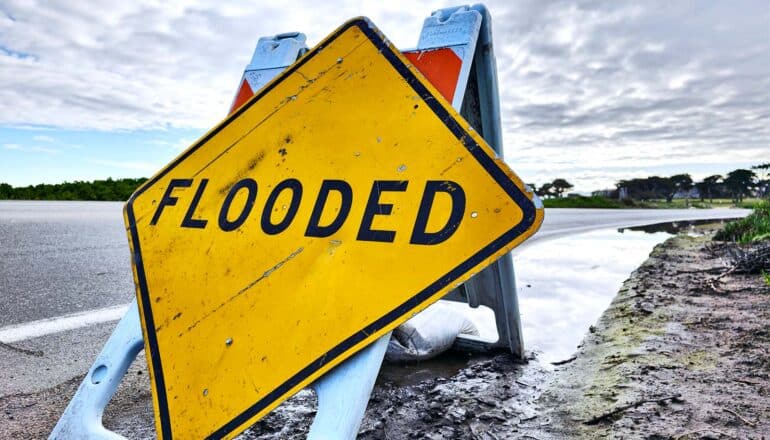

542,196,633,209
714,201,770,243
737,198,765,209
642,198,759,209
543,196,764,210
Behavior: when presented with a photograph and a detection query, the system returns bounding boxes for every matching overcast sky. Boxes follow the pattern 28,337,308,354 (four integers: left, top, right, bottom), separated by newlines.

1,0,768,191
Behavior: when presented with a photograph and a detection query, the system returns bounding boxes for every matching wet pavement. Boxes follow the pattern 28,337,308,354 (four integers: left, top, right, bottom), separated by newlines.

0,201,747,327
0,201,134,325
0,201,750,437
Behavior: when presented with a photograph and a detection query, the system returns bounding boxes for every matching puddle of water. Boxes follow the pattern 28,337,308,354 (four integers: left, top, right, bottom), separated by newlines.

378,351,475,387
620,219,729,235
438,227,677,367
514,228,671,365
382,218,736,383
378,225,682,384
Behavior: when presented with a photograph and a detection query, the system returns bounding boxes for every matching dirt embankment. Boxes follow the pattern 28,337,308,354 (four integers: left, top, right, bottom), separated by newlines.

535,232,769,439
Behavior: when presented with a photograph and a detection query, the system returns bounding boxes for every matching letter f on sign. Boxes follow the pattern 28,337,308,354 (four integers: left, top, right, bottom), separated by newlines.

150,179,193,225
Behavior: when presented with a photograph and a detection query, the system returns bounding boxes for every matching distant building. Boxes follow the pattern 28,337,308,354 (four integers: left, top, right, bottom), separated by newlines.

759,181,770,198
592,187,627,199
672,188,700,199
592,189,616,198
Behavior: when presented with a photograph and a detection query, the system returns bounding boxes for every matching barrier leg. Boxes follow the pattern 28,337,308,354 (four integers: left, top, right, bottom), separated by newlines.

308,333,390,440
49,300,144,440
48,300,390,439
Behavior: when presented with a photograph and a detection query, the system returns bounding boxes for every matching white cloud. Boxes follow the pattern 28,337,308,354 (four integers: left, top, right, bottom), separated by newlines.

0,0,445,131
492,0,770,190
32,134,55,142
149,137,195,152
3,142,58,154
87,158,162,172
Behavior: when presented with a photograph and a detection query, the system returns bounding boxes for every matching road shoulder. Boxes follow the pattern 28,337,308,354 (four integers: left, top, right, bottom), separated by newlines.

535,232,770,438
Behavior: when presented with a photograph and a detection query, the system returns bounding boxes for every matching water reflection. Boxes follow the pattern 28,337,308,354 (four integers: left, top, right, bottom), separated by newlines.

442,228,674,366
620,219,727,235
379,351,474,386
514,228,671,365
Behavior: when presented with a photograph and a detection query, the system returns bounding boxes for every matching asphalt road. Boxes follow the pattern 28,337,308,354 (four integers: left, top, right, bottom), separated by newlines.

521,207,750,245
0,201,133,326
0,201,749,327
0,201,750,417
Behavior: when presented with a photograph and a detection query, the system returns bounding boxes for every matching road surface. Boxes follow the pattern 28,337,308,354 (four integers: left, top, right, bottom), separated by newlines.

0,201,749,429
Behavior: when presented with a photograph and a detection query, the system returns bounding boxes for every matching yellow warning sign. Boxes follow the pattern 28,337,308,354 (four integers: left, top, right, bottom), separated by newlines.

125,18,543,439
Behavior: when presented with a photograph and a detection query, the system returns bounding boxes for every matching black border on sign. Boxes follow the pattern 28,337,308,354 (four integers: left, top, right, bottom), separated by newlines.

125,18,538,440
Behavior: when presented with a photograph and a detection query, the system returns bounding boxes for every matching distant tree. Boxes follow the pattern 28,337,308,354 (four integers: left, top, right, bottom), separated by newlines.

669,173,694,206
724,169,757,203
0,178,147,201
0,183,12,199
651,176,675,202
550,178,574,198
753,163,770,173
536,182,555,199
753,163,770,198
696,175,722,203
618,176,674,201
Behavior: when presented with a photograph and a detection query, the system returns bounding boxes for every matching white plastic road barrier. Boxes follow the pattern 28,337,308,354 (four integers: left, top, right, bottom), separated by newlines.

49,301,144,439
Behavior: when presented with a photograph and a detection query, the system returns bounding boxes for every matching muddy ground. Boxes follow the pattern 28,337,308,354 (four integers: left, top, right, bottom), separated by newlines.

243,231,770,439
2,229,768,439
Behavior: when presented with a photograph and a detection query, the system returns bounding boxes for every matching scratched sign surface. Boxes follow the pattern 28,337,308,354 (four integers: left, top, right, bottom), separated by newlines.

125,18,543,439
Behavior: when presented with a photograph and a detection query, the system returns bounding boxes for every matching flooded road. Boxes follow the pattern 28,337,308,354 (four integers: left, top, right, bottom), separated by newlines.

388,223,702,382
0,201,750,437
0,201,747,327
517,226,693,364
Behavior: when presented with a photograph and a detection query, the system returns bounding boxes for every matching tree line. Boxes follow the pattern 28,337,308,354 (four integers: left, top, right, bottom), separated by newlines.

531,164,769,203
529,178,574,199
616,166,766,203
0,178,147,201
2,164,767,203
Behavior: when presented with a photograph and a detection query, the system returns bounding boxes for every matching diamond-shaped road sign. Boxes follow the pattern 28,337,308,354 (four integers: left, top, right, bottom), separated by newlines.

125,18,543,439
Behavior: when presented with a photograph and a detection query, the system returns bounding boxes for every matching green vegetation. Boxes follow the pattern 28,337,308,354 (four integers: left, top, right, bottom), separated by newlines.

642,198,760,209
543,196,631,209
531,178,574,199
714,201,770,243
737,198,766,209
762,270,770,287
535,163,768,209
541,196,749,209
639,199,750,209
0,178,147,201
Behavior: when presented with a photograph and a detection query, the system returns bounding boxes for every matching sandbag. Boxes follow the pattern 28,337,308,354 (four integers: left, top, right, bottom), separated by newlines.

386,301,479,362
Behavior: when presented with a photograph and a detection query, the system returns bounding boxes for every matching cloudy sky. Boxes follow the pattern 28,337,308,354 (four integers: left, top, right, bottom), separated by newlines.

1,0,768,191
